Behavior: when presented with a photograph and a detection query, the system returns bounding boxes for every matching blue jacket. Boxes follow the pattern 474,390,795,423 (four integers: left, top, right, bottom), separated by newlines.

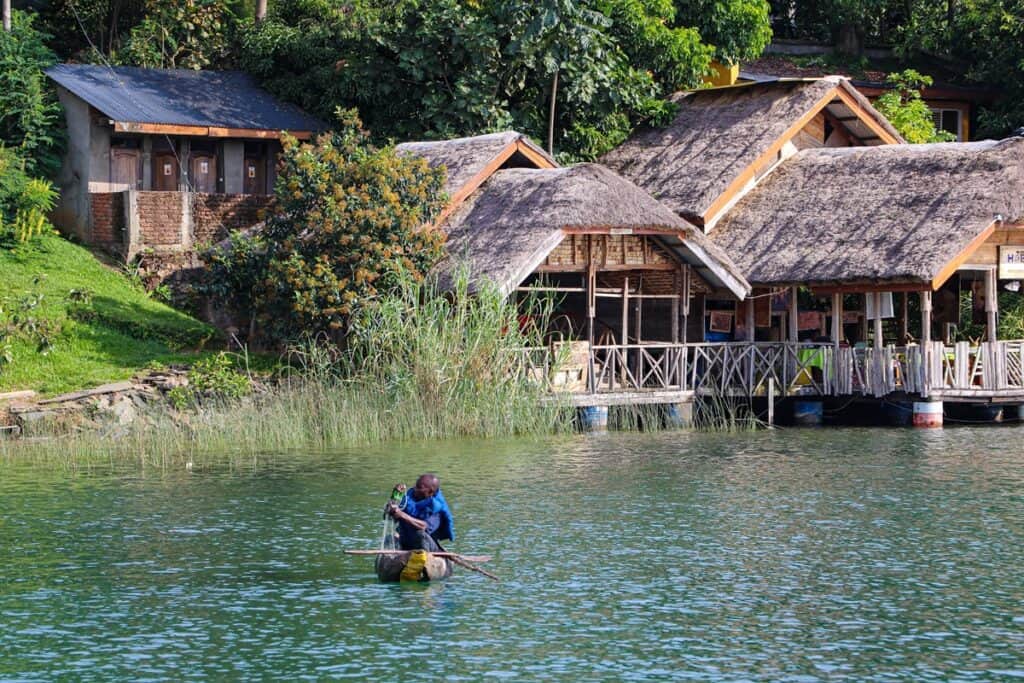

400,489,455,542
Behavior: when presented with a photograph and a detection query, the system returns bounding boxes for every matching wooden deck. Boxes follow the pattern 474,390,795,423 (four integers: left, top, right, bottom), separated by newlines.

514,340,1024,404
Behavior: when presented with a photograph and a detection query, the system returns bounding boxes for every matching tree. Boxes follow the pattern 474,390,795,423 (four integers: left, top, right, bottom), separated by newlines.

201,110,448,344
0,11,63,178
874,70,956,143
674,0,772,64
236,0,769,160
117,0,232,69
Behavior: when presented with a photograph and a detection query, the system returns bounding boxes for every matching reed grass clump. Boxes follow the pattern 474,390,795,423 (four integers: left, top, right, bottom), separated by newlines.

693,389,763,432
0,274,573,468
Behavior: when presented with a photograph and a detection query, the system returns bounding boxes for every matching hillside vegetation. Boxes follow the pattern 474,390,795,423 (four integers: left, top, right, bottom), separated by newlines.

0,235,217,395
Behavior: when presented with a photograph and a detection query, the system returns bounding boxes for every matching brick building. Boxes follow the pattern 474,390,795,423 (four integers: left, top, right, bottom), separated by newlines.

46,64,325,259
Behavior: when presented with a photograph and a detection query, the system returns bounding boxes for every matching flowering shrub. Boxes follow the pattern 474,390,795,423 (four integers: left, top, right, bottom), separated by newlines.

202,110,447,345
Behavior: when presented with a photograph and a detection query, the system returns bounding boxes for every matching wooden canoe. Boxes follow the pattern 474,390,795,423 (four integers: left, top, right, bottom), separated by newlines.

374,550,453,583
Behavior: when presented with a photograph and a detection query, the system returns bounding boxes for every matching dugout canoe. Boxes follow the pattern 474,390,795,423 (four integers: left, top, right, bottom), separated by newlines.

374,550,453,582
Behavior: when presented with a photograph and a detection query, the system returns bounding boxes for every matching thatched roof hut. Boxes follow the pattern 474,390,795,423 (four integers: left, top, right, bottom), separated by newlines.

601,78,902,227
433,163,750,298
710,138,1024,288
396,132,555,210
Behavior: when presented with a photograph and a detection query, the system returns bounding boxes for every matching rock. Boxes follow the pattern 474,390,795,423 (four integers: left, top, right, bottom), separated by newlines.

107,397,137,426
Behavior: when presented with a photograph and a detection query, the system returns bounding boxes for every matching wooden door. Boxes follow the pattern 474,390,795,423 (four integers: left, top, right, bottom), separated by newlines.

153,153,179,191
190,152,217,193
244,157,266,195
110,149,141,189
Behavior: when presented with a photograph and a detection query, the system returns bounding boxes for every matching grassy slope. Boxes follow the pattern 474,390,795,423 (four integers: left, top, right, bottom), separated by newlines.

1,235,217,395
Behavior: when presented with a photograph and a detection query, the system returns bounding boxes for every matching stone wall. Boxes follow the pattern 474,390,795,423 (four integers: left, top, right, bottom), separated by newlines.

136,191,186,246
192,193,269,244
89,192,125,246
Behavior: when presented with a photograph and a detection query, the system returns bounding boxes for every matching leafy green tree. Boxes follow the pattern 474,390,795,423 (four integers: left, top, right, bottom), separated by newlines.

236,0,773,160
674,0,772,64
201,110,448,344
116,0,232,69
874,69,956,143
0,11,64,178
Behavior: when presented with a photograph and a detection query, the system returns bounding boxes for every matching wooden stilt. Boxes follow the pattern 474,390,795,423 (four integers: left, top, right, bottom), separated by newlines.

621,277,629,345
745,297,755,342
921,290,932,345
671,270,680,343
986,267,998,342
831,292,843,344
900,292,909,342
873,292,884,348
681,266,690,344
788,286,799,342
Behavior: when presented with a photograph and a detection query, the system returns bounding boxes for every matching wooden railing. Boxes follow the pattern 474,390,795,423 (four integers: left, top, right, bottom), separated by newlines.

512,340,1024,399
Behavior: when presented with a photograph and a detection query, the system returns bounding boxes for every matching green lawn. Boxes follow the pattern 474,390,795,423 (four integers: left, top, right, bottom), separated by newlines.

1,235,219,395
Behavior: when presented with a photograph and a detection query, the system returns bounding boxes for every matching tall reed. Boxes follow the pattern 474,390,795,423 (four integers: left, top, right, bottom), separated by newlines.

1,273,573,468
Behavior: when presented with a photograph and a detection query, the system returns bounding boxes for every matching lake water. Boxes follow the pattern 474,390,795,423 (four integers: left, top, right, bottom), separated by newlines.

1,428,1023,681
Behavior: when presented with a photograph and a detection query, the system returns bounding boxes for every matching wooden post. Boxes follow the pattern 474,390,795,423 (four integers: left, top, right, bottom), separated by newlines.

681,266,690,344
586,258,596,393
621,277,629,345
634,291,642,345
788,286,799,342
745,297,755,342
671,270,680,343
767,377,775,427
873,292,884,348
831,292,843,344
899,292,909,342
986,267,998,342
921,290,932,345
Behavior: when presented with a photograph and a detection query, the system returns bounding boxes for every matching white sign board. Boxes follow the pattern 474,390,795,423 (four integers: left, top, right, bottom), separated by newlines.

999,245,1024,279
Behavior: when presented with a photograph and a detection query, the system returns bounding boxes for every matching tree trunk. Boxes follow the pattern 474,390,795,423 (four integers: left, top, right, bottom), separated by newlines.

256,0,268,23
3,0,11,33
547,69,559,156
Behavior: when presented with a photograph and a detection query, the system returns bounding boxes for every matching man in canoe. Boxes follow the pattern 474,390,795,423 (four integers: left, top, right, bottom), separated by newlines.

385,473,455,552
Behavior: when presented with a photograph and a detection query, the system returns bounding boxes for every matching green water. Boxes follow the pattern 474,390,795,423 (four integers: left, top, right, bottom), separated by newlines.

1,428,1023,681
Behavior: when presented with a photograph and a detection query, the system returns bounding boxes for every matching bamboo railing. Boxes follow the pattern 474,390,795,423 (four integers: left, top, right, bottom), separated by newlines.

511,340,1024,400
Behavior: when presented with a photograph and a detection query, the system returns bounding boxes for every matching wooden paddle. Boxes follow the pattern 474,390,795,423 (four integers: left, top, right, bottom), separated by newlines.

345,549,493,563
444,553,500,582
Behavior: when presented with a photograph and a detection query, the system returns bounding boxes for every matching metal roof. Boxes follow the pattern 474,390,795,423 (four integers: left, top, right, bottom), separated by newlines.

47,64,326,133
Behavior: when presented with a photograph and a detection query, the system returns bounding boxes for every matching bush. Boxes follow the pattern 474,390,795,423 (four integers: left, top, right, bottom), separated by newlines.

201,109,447,345
0,147,58,249
0,10,63,178
168,352,251,408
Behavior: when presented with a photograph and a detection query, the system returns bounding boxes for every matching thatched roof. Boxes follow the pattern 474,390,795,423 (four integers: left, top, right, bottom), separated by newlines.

600,78,902,224
710,138,1024,287
433,164,750,298
396,131,555,199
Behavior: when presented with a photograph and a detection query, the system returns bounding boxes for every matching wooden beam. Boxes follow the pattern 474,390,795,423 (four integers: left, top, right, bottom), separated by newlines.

832,85,902,145
832,292,843,344
622,277,629,345
113,121,314,140
788,286,799,342
921,290,932,344
671,270,680,343
930,220,999,290
811,282,930,295
986,267,998,342
900,292,909,342
745,297,755,342
514,140,557,170
533,263,678,273
872,292,884,348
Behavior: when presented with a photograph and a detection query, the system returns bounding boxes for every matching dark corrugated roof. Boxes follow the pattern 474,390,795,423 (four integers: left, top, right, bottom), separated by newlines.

47,64,326,132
